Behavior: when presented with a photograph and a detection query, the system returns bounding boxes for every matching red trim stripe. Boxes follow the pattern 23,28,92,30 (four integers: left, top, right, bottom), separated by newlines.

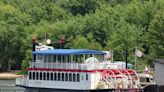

28,68,100,73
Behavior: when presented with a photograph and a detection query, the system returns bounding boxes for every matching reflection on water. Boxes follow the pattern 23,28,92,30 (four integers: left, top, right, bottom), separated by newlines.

0,80,86,92
0,80,84,92
0,80,132,92
0,86,25,92
0,80,25,92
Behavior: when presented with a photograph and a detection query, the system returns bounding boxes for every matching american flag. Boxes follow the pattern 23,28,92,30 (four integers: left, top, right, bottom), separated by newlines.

135,49,143,58
104,51,112,60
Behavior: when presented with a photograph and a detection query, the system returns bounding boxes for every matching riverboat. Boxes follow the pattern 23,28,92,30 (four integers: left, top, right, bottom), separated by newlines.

16,40,142,92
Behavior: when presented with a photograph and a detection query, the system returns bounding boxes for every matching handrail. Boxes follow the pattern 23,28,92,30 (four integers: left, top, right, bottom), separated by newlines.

29,62,119,70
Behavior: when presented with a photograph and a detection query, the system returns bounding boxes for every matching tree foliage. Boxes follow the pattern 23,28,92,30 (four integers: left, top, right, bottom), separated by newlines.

0,0,163,71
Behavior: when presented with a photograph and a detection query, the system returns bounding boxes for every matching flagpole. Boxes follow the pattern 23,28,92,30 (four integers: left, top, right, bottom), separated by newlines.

111,50,113,62
135,48,143,70
135,48,137,70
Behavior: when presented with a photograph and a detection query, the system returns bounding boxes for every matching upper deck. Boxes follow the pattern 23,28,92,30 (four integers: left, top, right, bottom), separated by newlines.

30,49,121,70
32,49,105,64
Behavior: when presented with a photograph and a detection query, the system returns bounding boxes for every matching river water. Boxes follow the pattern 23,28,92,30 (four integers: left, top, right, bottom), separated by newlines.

0,80,110,92
0,80,144,92
0,80,25,92
0,80,90,92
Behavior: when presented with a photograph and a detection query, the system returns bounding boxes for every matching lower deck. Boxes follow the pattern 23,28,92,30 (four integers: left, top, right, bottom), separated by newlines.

16,68,141,90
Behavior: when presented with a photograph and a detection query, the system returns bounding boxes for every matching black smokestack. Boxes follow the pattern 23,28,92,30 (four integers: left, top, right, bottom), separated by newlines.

32,38,36,51
32,35,36,62
60,35,65,49
32,34,36,51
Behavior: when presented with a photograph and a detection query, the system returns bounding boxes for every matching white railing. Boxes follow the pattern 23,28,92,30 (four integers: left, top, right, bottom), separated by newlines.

29,62,119,70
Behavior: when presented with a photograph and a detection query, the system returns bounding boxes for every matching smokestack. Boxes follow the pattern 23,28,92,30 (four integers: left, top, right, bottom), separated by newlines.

60,35,65,49
32,35,36,51
32,35,36,62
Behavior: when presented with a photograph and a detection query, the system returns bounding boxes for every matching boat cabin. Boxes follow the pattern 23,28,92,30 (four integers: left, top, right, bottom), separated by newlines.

33,49,105,63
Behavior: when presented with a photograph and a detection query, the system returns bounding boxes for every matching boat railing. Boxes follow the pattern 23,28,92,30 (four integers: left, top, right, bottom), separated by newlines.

29,62,119,70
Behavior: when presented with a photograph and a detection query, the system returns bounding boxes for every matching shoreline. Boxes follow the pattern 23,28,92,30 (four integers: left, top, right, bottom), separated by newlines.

0,71,24,80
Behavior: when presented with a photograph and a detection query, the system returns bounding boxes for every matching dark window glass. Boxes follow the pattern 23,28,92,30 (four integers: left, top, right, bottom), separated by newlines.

77,74,80,82
69,73,72,81
47,72,50,80
43,72,46,80
73,73,76,82
40,72,42,80
54,73,57,81
65,73,68,81
33,72,35,80
67,55,70,62
58,73,60,81
86,74,88,80
62,73,64,81
36,72,39,80
58,56,61,62
29,72,32,79
51,73,53,80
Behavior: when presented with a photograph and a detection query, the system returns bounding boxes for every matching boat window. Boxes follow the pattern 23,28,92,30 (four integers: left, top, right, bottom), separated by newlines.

36,72,39,80
95,55,100,61
65,55,67,62
65,73,68,81
86,74,88,80
40,72,42,80
33,72,35,80
75,55,78,62
41,55,43,60
51,73,53,80
62,55,65,62
36,55,38,60
37,55,42,60
54,73,57,81
32,55,34,62
62,73,64,81
44,55,46,62
53,55,56,62
69,73,72,81
75,55,82,63
44,55,47,62
85,54,89,60
58,55,61,62
73,73,76,82
85,54,93,61
58,73,60,81
48,55,51,62
80,55,83,63
77,74,80,82
47,72,50,80
43,72,46,80
29,72,32,79
50,55,53,62
68,55,71,62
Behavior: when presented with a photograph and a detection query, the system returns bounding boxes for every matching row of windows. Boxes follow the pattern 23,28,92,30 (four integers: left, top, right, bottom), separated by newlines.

35,54,104,63
29,72,88,82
